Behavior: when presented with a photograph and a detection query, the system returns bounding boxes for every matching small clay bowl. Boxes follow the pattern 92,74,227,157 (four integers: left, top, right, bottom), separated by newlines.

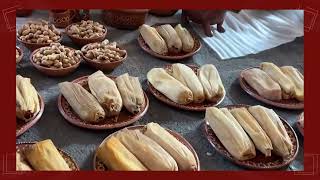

16,35,62,52
204,104,299,170
16,142,79,171
65,23,107,46
93,125,200,171
49,10,72,28
81,44,127,71
239,67,304,110
16,46,23,64
30,46,81,77
16,94,44,137
148,64,225,111
57,75,149,130
296,112,304,136
138,23,201,61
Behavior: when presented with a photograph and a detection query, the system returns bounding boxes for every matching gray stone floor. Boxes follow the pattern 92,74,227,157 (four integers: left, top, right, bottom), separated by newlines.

16,10,304,171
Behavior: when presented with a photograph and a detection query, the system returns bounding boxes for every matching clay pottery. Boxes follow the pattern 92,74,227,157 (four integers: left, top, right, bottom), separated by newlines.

103,9,149,29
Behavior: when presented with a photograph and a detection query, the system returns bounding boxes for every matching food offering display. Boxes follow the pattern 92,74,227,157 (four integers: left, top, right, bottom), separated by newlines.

16,75,44,136
58,71,149,130
138,23,201,60
94,122,200,171
204,105,298,169
147,63,225,111
240,62,304,109
16,139,79,171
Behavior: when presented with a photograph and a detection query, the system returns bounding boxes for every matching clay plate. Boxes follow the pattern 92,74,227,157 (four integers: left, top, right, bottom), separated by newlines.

204,104,299,170
137,23,201,61
296,112,304,136
16,94,45,137
148,64,225,111
16,142,79,171
58,75,149,130
93,125,200,171
239,67,304,110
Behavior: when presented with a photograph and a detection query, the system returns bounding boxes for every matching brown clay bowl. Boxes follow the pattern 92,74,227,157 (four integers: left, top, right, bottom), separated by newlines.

93,125,200,171
16,46,23,64
17,34,62,52
57,75,149,130
239,67,304,110
30,46,81,77
16,142,79,171
65,23,107,46
296,112,304,136
138,23,201,61
81,44,127,71
16,94,44,137
149,10,178,16
204,104,299,170
148,64,225,111
49,10,73,28
103,9,149,30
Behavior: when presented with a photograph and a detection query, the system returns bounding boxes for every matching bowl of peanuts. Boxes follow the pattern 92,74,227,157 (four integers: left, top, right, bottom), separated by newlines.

30,43,82,76
81,39,127,71
65,20,107,46
16,46,23,64
17,20,62,51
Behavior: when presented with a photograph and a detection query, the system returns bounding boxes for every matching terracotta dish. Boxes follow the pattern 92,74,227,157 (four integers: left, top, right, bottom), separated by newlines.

239,67,304,110
93,125,200,171
49,10,73,28
148,64,225,111
204,104,299,170
58,75,149,130
16,142,79,170
17,35,62,51
103,9,149,29
16,94,44,137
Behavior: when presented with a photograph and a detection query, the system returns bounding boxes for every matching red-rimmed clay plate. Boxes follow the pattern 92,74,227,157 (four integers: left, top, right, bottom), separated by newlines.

296,112,304,136
239,67,304,110
16,94,45,137
58,75,149,130
93,125,200,171
148,64,225,111
204,104,299,170
16,142,79,171
137,23,201,61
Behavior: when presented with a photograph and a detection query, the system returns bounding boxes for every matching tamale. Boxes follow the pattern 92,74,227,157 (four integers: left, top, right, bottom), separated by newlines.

59,82,105,122
16,152,32,171
25,139,71,171
116,129,178,171
198,64,225,102
242,68,282,101
248,105,293,158
280,66,304,101
115,73,145,114
260,62,295,98
230,107,273,157
97,136,147,171
88,71,122,117
16,75,40,121
205,107,256,160
169,63,205,103
143,122,197,170
147,68,193,105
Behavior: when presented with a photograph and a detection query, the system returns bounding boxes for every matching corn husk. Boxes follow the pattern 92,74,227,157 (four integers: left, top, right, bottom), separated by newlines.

174,24,194,52
88,71,122,117
116,129,178,171
147,68,193,104
97,136,147,171
143,122,197,170
198,64,225,102
115,73,145,114
156,24,182,53
25,139,70,171
230,107,273,157
248,105,293,158
242,68,282,101
169,63,204,103
280,66,304,101
16,75,40,122
205,107,256,160
139,24,168,55
16,152,32,171
59,82,105,122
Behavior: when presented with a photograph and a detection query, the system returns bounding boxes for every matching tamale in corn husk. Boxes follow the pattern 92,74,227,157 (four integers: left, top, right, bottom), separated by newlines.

280,66,304,101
